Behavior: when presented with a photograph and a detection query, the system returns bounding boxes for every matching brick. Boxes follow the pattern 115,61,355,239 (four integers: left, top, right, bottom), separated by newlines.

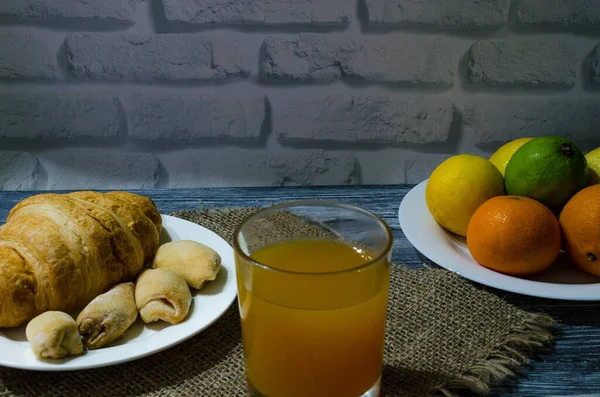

359,151,452,185
356,150,407,184
162,0,352,25
404,154,453,184
0,28,55,81
515,0,600,28
0,93,120,139
365,0,510,27
464,98,600,143
0,0,138,22
0,152,38,190
65,33,250,81
468,38,576,86
169,149,357,187
170,149,267,188
261,34,454,85
43,150,160,190
123,94,265,140
266,151,357,186
276,95,453,144
592,44,600,85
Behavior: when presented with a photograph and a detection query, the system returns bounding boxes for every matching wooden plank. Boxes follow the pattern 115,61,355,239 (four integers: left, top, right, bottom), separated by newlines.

1,186,599,396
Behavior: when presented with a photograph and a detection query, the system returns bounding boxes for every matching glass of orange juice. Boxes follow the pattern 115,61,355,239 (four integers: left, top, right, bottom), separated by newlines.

233,201,392,397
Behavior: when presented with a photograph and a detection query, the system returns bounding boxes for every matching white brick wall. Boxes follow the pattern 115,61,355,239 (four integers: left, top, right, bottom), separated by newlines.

161,0,354,25
365,0,511,27
0,0,599,190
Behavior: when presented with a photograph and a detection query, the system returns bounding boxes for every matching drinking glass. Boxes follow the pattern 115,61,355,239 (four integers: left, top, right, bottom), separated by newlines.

233,201,393,397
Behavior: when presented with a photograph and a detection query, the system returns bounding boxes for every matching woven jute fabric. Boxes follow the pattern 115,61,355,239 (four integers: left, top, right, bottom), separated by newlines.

0,207,555,397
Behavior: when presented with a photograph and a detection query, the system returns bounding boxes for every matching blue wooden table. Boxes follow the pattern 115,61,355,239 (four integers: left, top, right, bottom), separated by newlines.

1,185,599,396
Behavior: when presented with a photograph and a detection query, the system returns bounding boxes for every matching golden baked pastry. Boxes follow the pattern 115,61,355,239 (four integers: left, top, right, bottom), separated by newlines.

135,268,192,325
76,282,138,350
153,240,221,290
0,191,162,328
25,311,83,359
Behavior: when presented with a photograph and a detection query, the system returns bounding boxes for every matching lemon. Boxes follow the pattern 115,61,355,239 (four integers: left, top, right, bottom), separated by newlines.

426,154,505,237
489,137,533,176
586,147,600,185
505,136,588,211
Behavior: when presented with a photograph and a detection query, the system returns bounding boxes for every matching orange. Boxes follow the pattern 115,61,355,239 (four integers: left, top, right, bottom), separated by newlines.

559,184,600,277
466,196,561,276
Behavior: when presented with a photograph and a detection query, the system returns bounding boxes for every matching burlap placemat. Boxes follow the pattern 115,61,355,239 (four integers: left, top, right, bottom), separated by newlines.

0,207,555,397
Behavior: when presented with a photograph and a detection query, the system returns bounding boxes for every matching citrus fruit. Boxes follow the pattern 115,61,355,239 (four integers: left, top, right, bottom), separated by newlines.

559,184,600,277
466,196,561,276
586,147,600,185
426,154,505,237
504,136,588,211
489,137,533,176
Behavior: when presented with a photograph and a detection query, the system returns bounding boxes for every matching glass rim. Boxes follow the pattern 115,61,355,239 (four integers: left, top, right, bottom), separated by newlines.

232,200,394,276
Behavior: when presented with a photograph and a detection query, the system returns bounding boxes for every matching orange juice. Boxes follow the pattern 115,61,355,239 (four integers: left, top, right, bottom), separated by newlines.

236,239,390,397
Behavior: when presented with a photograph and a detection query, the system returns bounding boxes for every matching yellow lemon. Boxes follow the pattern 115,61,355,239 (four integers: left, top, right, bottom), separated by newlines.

586,147,600,185
489,137,534,176
426,154,505,237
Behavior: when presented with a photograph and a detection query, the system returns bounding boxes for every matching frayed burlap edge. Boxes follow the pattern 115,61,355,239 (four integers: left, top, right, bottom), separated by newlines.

433,314,555,397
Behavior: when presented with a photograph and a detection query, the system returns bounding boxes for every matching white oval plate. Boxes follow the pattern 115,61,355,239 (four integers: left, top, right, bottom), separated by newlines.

399,180,600,301
0,215,238,371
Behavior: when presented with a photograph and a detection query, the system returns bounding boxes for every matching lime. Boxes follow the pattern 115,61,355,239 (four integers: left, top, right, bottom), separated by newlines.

426,154,505,237
489,137,533,177
505,136,588,211
586,147,600,185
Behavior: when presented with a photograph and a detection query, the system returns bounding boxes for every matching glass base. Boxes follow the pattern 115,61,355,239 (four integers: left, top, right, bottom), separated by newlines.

248,375,381,397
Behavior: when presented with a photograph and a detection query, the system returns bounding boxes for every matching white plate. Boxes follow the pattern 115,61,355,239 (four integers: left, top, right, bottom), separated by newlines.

399,180,600,301
0,215,238,371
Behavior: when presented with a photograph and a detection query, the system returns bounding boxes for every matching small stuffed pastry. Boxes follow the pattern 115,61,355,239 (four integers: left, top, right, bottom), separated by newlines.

135,268,192,324
25,311,83,359
153,240,221,290
76,282,138,350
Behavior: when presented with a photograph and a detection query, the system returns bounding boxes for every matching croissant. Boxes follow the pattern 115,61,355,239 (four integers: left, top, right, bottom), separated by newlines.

0,191,162,328
135,268,192,325
77,282,138,350
25,311,84,359
153,240,221,290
